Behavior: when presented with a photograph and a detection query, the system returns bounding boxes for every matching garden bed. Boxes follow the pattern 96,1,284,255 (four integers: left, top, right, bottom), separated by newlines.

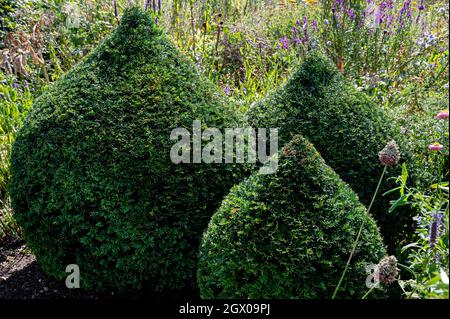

0,238,92,299
0,237,198,299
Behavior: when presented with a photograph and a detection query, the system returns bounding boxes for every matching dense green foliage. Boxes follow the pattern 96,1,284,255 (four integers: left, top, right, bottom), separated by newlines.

0,0,17,43
9,8,246,292
198,135,386,299
247,51,414,250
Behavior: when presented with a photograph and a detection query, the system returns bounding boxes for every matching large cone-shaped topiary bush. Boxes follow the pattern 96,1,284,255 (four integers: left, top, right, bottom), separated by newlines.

247,51,414,250
197,135,386,299
9,8,246,292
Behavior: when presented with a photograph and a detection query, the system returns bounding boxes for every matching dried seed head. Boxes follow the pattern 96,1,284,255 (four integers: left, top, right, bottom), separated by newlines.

375,255,399,285
378,140,401,166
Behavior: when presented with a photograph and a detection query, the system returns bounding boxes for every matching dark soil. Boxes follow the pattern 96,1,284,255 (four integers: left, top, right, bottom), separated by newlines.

0,238,100,299
0,237,198,299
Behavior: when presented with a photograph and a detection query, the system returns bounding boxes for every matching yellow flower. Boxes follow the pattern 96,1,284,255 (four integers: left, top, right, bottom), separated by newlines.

304,0,319,5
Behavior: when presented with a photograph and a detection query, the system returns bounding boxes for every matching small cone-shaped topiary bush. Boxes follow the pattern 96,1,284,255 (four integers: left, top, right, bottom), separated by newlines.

247,51,413,250
9,8,246,292
197,135,386,299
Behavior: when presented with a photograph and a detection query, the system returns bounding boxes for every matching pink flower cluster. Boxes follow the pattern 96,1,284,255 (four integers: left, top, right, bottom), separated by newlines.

435,109,449,120
429,143,444,151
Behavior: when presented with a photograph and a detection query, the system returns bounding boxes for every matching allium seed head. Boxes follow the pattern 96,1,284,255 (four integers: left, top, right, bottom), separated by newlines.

378,140,401,166
375,256,399,285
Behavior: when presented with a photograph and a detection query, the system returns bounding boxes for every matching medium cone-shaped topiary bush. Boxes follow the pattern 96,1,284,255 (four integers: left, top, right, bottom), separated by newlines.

247,51,414,250
9,8,246,292
197,135,386,299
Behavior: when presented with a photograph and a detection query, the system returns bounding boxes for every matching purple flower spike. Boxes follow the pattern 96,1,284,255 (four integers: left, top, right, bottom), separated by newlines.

418,0,425,11
386,15,394,28
347,9,355,21
302,16,309,29
358,19,364,29
114,0,118,17
429,212,443,249
279,35,290,49
375,8,384,25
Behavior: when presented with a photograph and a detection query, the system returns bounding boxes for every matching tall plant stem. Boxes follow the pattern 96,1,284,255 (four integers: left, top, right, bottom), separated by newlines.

361,284,377,299
190,0,196,55
332,165,388,299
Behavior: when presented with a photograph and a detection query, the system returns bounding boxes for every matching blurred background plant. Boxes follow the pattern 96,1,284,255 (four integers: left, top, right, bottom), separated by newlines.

1,73,31,241
1,1,448,108
0,0,448,298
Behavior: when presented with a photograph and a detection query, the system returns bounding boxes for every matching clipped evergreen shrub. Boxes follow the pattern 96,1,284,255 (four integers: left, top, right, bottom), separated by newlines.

197,135,386,299
247,51,414,250
9,8,247,292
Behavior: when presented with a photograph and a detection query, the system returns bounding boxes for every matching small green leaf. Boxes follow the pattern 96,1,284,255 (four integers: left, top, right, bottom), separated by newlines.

389,195,410,213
